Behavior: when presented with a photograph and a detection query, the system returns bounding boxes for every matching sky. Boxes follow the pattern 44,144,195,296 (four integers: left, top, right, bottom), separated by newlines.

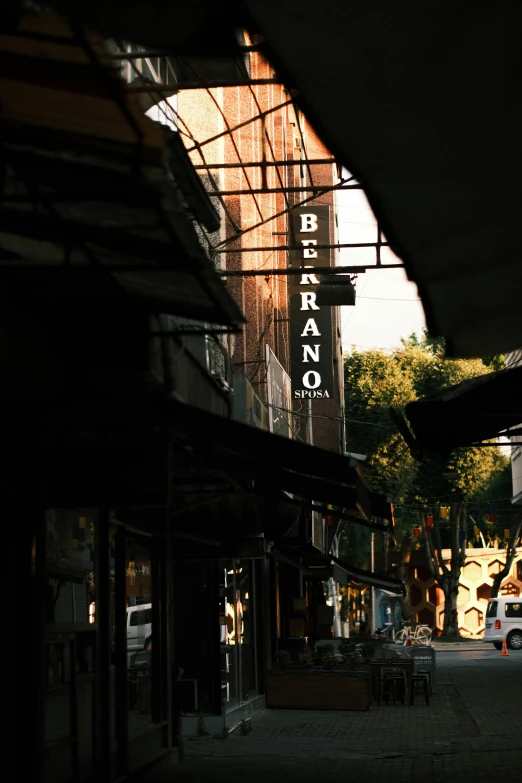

335,186,513,458
336,181,426,354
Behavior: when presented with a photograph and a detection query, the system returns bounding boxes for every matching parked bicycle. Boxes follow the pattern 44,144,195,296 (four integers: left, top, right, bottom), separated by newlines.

395,623,432,646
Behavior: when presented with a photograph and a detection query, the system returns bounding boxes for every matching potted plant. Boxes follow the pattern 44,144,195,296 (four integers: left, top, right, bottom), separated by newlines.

266,645,371,711
275,649,291,670
297,653,315,669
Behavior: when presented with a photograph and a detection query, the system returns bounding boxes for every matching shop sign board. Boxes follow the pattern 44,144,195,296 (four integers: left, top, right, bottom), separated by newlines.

266,346,292,438
412,646,437,693
289,205,334,400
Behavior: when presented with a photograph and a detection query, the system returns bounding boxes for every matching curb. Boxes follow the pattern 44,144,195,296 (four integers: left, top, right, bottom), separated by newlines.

431,645,491,651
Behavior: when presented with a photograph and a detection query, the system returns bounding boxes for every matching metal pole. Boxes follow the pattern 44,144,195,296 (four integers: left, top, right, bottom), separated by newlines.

114,525,128,777
208,184,363,196
95,508,111,783
215,241,390,254
370,533,376,635
218,264,403,277
193,158,336,170
330,533,342,638
126,78,283,92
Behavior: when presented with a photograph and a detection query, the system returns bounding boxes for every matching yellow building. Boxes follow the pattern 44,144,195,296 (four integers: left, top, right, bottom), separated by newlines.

408,548,522,636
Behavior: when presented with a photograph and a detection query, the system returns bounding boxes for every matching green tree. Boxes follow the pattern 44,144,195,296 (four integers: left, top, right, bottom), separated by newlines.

343,330,510,637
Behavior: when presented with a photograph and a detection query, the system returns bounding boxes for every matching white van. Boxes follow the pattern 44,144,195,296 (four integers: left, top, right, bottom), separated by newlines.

127,603,152,651
484,597,522,650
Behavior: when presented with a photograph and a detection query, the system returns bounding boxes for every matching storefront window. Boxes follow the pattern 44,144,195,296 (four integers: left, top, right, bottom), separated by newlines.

220,560,239,709
125,535,155,736
238,561,257,700
219,558,259,712
44,509,97,778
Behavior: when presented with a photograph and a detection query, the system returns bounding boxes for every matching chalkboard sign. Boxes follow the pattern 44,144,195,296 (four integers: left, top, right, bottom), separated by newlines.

412,646,437,693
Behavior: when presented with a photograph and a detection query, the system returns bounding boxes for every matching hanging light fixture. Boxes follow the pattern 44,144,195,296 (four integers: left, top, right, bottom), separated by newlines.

315,274,356,306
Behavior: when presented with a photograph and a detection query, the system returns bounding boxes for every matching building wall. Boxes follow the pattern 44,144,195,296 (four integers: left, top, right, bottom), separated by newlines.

177,49,344,455
407,548,522,636
506,349,522,504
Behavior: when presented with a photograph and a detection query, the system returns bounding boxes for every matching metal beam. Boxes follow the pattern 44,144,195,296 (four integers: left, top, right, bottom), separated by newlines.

208,184,363,196
109,45,264,60
214,241,390,254
126,78,282,93
470,441,522,447
110,44,263,61
194,158,336,169
218,264,403,277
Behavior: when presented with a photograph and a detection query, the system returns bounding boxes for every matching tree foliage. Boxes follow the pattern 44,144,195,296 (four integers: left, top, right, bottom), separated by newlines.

342,330,511,636
344,330,509,505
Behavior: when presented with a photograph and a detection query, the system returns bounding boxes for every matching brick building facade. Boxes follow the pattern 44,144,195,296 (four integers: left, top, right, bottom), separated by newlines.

177,48,345,459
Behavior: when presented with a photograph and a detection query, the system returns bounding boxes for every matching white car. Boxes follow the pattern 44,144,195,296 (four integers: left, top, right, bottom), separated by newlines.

484,597,522,650
127,603,152,651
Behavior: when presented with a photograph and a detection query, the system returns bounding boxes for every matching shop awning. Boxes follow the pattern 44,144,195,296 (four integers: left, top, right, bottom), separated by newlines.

241,2,522,358
395,363,522,457
273,544,405,595
37,395,393,524
0,12,243,329
159,398,393,525
331,558,405,595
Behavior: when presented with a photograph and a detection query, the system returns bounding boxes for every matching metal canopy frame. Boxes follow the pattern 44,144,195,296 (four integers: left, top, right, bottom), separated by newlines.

108,38,390,270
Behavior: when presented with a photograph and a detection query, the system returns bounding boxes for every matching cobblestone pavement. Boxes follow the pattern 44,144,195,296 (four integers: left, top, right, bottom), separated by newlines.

156,650,522,783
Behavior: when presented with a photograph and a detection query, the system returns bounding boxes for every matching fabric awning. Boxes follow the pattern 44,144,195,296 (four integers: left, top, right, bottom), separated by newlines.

331,557,405,595
273,544,405,595
158,398,392,524
0,13,243,329
398,363,522,456
241,1,522,358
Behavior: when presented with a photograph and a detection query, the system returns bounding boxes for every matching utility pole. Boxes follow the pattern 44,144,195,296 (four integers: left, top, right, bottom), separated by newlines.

370,532,376,635
329,531,342,638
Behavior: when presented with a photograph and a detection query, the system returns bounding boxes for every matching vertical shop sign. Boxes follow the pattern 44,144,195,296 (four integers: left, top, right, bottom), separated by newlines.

289,205,334,399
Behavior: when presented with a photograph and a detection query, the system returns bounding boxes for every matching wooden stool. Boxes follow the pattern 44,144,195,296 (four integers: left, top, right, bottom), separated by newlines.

377,667,406,705
410,673,430,706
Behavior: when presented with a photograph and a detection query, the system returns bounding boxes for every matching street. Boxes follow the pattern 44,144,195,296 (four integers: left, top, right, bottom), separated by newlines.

166,649,522,783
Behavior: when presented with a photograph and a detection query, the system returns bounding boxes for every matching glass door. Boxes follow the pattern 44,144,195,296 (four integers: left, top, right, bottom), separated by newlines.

219,559,259,712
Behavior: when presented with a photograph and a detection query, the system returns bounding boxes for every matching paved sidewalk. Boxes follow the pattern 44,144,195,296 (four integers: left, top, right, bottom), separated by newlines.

157,650,522,783
429,641,491,651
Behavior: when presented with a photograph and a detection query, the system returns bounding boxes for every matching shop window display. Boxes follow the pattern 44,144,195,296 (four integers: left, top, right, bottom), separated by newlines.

219,559,259,712
44,509,98,780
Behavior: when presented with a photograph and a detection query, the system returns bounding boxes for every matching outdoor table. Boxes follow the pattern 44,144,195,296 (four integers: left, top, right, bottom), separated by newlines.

369,659,413,701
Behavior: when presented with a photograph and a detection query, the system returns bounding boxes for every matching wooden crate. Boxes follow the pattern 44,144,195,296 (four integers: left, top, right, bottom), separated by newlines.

266,670,371,711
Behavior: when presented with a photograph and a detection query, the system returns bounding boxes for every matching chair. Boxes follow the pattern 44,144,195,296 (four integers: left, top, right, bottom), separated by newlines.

377,666,407,706
409,672,430,706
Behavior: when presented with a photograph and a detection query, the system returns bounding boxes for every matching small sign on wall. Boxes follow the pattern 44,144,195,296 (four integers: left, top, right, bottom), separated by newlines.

266,346,293,438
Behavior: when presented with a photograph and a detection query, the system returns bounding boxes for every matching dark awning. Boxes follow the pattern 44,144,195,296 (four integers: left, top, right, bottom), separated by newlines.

240,2,522,358
398,363,522,456
0,15,243,329
158,398,392,524
273,544,405,595
331,557,405,595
